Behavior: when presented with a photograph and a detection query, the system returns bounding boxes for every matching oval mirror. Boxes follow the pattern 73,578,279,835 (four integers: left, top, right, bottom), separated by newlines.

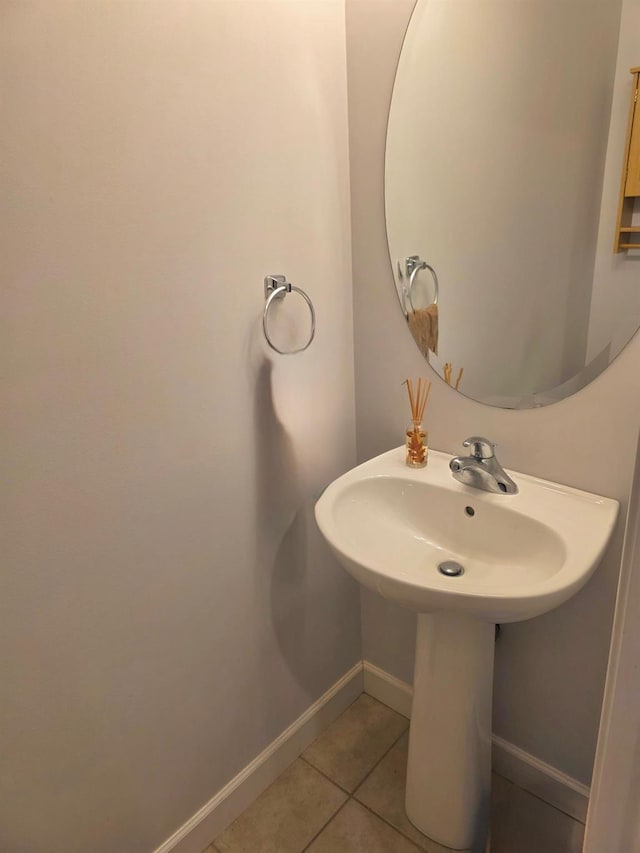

386,0,639,409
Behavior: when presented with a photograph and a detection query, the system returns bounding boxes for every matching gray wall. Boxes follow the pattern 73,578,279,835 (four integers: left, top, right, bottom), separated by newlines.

2,3,360,851
346,0,640,785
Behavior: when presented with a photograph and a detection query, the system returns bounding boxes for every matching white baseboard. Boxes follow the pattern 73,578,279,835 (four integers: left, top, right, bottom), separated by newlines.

362,659,590,824
363,660,412,718
491,735,589,823
154,659,588,853
153,661,364,853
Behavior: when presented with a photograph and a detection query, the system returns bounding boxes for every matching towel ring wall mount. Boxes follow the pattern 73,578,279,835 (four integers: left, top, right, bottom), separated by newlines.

404,255,439,315
262,275,316,355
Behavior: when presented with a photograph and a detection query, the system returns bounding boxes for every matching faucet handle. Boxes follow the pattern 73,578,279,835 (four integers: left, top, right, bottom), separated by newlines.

462,436,496,460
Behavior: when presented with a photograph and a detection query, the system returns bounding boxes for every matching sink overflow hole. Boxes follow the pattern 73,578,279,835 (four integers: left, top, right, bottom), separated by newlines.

464,506,475,517
438,561,465,577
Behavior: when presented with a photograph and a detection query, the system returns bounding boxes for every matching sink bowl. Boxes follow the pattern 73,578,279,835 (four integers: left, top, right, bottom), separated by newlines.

315,446,618,623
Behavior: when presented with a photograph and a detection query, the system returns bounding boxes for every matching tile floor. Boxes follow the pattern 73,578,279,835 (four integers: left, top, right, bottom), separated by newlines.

204,694,585,853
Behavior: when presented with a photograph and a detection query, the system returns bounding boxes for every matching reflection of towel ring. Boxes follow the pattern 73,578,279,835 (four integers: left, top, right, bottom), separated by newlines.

263,275,316,355
405,256,439,314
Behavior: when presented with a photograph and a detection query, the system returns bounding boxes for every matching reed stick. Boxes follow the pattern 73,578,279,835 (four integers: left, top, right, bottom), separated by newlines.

404,377,432,424
405,379,415,420
419,381,431,421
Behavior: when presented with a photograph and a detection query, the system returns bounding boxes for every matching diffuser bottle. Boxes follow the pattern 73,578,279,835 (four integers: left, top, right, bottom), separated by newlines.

406,423,428,467
404,376,431,468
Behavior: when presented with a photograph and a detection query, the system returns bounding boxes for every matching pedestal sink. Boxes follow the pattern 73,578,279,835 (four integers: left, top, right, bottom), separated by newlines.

314,447,618,850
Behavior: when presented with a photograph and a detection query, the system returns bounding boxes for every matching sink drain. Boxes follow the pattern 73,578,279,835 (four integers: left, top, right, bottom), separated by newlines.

438,560,464,577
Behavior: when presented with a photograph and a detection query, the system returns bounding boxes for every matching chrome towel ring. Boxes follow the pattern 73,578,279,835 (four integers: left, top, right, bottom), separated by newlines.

404,255,439,315
263,275,316,355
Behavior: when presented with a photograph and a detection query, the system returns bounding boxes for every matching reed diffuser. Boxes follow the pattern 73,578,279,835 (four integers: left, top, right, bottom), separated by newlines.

404,377,431,467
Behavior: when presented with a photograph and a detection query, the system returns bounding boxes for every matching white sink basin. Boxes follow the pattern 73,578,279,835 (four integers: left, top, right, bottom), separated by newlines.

315,445,619,850
315,446,618,623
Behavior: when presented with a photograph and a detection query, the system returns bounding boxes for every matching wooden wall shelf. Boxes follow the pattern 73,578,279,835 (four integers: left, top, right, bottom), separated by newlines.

614,67,640,252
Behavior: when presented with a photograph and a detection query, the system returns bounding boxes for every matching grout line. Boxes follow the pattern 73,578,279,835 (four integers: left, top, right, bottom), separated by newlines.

300,799,351,852
352,722,410,796
211,692,580,853
299,755,352,795
215,695,427,853
349,721,457,853
298,700,415,852
352,730,452,853
299,691,409,797
353,797,426,851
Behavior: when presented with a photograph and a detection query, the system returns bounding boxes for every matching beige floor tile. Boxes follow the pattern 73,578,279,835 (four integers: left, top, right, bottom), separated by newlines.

214,758,346,853
490,775,584,853
355,732,451,853
307,799,422,852
302,694,409,792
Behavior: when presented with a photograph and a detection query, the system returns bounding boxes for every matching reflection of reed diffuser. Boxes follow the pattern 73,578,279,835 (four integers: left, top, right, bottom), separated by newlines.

404,377,431,467
443,362,463,390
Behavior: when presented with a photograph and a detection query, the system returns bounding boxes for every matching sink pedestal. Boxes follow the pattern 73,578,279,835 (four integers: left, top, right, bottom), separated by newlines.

406,613,494,851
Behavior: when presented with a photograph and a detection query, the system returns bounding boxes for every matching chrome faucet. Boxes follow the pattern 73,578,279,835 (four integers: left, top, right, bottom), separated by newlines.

449,436,518,495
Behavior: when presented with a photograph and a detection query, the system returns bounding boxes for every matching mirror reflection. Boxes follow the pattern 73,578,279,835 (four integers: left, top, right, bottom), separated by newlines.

386,0,640,408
